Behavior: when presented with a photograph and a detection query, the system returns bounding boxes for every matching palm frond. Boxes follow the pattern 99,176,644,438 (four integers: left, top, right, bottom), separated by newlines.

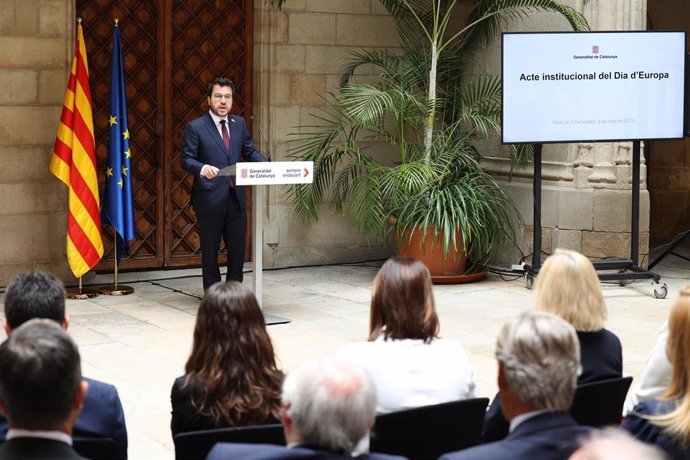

462,0,590,52
287,0,586,263
339,85,396,125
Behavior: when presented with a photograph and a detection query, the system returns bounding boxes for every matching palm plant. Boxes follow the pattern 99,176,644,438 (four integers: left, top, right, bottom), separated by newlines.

287,0,589,265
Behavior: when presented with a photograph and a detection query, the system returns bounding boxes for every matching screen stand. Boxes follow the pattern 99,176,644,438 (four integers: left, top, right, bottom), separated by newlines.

523,140,667,298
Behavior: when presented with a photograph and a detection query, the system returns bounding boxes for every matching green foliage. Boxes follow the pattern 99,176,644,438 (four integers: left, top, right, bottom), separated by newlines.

286,0,589,263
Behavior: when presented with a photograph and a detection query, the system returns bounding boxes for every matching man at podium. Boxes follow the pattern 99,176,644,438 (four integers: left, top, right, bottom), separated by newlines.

181,77,267,290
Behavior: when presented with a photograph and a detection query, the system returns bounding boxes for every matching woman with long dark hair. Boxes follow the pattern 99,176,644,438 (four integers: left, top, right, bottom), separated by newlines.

339,256,475,414
170,281,283,435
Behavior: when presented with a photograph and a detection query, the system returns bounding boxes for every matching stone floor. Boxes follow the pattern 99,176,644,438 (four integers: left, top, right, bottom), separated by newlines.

1,252,690,459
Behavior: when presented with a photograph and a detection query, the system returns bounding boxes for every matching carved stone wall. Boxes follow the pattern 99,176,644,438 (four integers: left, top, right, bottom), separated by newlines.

252,1,398,267
0,0,74,283
646,1,690,246
252,0,653,269
480,0,651,266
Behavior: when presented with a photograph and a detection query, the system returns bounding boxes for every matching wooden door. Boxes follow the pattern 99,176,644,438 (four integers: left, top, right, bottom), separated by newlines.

76,0,253,271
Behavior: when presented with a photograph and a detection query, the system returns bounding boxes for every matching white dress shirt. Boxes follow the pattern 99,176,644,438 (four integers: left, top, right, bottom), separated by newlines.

7,428,72,445
339,336,476,414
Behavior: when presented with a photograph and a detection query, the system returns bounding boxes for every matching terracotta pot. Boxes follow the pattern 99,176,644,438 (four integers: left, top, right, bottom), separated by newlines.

398,225,467,276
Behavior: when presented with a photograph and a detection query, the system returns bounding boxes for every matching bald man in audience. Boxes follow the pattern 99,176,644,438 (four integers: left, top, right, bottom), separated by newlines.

0,319,89,459
441,311,593,460
0,270,128,459
207,357,407,460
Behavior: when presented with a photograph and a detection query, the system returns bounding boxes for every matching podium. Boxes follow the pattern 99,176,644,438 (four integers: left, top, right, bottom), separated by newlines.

235,161,314,307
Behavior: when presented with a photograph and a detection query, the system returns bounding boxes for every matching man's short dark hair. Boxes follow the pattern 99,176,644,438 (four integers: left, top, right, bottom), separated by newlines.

4,270,65,329
207,77,235,96
5,270,65,329
0,319,82,429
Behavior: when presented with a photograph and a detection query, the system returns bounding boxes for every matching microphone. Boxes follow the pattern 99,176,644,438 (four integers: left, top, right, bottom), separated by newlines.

250,115,272,162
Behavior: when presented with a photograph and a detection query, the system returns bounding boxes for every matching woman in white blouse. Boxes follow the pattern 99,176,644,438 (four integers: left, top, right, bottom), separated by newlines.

339,256,476,414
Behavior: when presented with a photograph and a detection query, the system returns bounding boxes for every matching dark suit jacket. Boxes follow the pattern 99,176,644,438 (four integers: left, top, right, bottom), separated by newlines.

181,112,265,214
170,375,279,437
482,328,622,442
0,438,87,459
170,375,217,436
441,412,592,460
206,443,408,460
622,399,690,460
0,377,127,460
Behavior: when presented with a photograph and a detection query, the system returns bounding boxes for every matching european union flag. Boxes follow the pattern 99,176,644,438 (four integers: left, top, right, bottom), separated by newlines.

102,22,135,263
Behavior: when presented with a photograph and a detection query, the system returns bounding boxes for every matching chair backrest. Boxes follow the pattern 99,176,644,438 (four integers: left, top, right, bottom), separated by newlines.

370,397,489,460
72,437,117,460
173,423,285,460
570,376,633,427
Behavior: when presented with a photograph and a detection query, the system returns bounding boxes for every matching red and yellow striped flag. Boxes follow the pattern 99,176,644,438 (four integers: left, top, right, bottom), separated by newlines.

49,21,104,277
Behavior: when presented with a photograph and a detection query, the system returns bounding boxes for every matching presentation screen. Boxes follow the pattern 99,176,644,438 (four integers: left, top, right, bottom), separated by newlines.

502,31,686,144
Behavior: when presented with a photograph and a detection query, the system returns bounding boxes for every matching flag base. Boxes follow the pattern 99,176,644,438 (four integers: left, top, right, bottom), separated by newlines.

66,287,100,300
99,285,135,296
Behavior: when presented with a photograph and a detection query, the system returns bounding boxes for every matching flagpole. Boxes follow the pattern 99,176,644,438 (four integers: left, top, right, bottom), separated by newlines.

99,231,134,296
98,17,134,297
53,18,102,300
66,276,100,299
114,228,118,290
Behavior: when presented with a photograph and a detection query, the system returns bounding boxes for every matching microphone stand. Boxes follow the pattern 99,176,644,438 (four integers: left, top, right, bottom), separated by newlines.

250,115,272,162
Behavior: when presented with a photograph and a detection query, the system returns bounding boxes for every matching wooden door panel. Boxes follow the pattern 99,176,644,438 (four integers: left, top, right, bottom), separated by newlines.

167,0,253,266
75,0,253,271
77,0,164,270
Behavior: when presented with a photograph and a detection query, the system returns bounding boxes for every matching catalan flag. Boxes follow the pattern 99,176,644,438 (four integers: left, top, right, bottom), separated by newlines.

49,21,104,277
101,22,135,263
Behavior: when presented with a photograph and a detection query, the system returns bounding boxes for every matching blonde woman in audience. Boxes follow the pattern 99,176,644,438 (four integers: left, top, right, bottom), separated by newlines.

483,248,622,442
533,248,623,383
339,256,475,414
170,281,283,435
622,286,690,460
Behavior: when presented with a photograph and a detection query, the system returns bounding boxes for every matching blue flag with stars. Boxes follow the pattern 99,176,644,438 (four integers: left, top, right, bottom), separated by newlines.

102,22,135,263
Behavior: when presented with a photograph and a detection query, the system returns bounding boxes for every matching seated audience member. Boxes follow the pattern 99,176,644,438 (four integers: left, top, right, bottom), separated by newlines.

440,310,592,460
622,286,690,460
338,256,475,414
484,248,622,442
0,319,89,459
170,281,283,435
623,321,671,415
569,429,668,460
0,270,128,459
206,357,407,460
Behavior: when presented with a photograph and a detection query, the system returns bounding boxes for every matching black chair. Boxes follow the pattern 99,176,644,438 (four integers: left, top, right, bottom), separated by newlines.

72,437,117,460
370,397,489,460
570,376,633,427
173,423,285,460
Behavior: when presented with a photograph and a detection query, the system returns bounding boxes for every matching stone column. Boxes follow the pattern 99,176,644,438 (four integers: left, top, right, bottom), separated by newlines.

0,0,74,283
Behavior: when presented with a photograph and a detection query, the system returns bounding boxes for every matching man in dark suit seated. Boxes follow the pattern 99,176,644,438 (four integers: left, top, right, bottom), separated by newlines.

440,311,594,460
0,319,89,459
207,358,407,460
0,270,128,459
